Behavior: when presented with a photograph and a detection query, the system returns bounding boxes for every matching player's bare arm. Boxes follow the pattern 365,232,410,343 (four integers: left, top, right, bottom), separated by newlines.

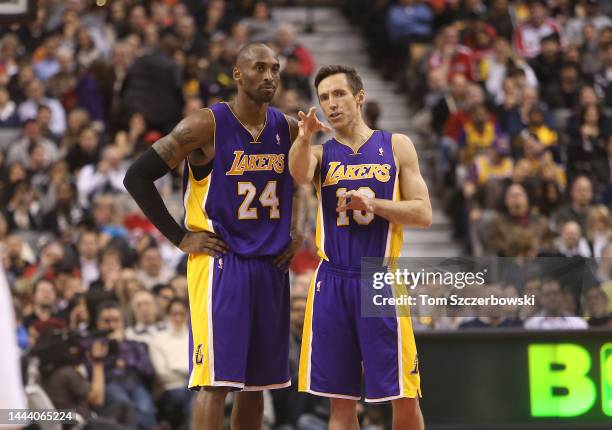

124,109,228,256
337,133,432,228
288,107,330,184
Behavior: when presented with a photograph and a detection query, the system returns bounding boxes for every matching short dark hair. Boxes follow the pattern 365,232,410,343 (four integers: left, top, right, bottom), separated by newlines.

166,297,188,314
314,65,364,96
95,300,122,322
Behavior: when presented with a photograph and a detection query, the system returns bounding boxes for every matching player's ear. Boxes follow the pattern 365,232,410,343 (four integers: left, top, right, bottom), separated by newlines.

233,66,241,83
356,89,365,108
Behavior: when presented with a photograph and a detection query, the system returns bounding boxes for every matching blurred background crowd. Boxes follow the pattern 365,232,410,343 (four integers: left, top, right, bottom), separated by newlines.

0,0,611,429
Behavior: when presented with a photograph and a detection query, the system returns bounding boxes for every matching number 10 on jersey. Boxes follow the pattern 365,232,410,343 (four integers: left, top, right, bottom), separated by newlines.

237,181,280,220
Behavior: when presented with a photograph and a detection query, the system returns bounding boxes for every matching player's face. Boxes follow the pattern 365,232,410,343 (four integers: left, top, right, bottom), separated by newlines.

235,48,280,104
317,73,364,130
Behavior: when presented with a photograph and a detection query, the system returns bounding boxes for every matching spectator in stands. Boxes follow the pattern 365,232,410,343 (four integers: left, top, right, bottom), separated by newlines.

77,229,100,289
432,73,468,133
524,279,588,329
137,246,174,289
280,54,312,102
428,25,474,81
275,24,315,77
586,205,611,258
7,119,60,166
0,85,20,128
552,175,594,232
66,126,101,172
513,0,564,59
487,0,514,41
583,286,612,327
5,180,45,233
544,62,582,109
458,103,502,163
486,37,538,105
566,0,612,45
241,2,279,42
77,146,127,208
152,283,175,320
23,278,58,330
18,79,66,135
125,289,164,344
149,298,192,430
553,220,592,257
95,301,157,430
386,0,434,46
120,34,183,134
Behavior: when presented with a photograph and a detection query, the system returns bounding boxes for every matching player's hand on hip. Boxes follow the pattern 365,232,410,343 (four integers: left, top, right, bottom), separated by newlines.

297,107,331,139
337,190,374,213
274,233,305,270
179,231,228,257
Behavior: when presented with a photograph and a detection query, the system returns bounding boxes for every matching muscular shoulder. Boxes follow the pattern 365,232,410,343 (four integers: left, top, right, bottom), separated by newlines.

153,108,215,168
391,133,418,167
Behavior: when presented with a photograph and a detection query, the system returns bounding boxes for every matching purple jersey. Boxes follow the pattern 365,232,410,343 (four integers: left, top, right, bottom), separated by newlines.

183,102,293,257
315,130,403,267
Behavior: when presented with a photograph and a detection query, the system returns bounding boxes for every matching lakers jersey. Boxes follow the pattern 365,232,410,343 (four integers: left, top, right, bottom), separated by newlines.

316,130,403,267
182,102,293,257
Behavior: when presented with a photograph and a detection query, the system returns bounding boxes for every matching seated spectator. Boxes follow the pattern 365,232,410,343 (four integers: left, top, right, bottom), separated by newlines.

6,119,60,166
459,285,523,328
42,178,87,237
0,85,20,128
136,246,174,289
586,205,611,258
432,73,468,133
553,221,592,258
23,278,59,330
125,289,164,344
18,79,66,135
386,0,434,46
552,175,594,233
543,62,582,109
527,106,558,151
66,126,101,173
524,279,588,329
468,136,513,187
77,146,128,208
513,0,564,59
565,0,612,46
276,24,314,77
95,301,157,430
485,37,537,104
40,338,134,429
5,180,45,233
149,298,192,430
528,33,563,92
428,26,474,82
151,283,175,320
567,103,610,185
77,229,100,289
516,132,565,190
280,54,312,102
458,103,502,163
583,286,612,327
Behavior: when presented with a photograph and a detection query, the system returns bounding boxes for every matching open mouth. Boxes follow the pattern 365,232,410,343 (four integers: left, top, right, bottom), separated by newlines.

329,112,342,120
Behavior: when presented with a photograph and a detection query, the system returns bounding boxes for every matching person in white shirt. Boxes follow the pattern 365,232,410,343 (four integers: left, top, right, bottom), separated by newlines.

524,279,588,329
76,145,127,208
554,221,592,258
77,230,100,289
149,298,192,430
125,289,164,344
136,246,174,290
18,79,66,135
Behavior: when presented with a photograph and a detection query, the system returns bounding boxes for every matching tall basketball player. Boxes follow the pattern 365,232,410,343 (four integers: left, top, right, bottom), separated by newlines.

288,65,432,429
124,43,304,430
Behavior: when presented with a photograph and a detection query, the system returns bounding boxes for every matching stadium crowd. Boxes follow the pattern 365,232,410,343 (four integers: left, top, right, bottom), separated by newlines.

347,0,612,330
1,0,611,429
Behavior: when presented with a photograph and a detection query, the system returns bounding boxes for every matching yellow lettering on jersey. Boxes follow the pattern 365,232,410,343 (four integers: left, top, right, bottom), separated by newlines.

322,162,391,186
226,151,286,175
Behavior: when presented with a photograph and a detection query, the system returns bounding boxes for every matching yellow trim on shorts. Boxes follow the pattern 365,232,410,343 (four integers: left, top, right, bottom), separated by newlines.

187,254,215,389
298,261,321,392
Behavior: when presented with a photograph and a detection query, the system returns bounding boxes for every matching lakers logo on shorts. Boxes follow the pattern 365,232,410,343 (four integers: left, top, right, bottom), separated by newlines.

195,344,204,365
411,354,419,375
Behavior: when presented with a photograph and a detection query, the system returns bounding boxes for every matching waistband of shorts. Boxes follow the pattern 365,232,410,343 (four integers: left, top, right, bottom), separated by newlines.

319,260,363,278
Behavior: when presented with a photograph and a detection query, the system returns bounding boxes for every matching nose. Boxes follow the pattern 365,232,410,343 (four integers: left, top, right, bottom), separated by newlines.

263,68,273,82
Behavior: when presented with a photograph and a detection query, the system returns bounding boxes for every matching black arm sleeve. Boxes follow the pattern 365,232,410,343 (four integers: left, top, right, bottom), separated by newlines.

123,147,186,247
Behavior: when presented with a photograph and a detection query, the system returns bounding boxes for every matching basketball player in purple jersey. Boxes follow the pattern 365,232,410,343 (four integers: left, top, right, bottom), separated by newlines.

289,65,432,429
124,43,304,430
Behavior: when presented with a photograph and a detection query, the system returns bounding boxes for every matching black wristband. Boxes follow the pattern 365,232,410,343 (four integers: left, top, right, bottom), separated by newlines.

124,148,186,247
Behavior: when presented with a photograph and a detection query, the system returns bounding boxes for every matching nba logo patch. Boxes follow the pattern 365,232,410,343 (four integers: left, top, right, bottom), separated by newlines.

218,258,223,269
379,147,384,156
276,133,281,145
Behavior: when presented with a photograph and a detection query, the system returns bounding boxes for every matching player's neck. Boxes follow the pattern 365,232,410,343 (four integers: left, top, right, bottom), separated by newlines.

334,120,373,152
229,94,267,127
